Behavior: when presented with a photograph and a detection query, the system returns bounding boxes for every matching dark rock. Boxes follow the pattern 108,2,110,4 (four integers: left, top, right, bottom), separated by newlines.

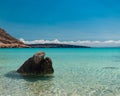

33,52,45,63
17,52,54,75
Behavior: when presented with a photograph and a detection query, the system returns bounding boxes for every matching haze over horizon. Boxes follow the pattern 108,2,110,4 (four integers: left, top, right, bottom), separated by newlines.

0,0,120,47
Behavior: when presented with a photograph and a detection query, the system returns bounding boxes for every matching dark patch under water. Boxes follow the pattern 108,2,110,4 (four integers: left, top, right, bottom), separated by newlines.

113,60,120,62
103,67,119,70
112,56,120,62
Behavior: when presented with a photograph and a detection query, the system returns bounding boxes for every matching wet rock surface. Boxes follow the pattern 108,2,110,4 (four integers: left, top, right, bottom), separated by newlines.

17,52,54,75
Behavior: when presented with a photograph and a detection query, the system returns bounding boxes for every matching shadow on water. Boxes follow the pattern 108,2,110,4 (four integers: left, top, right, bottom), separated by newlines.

5,71,54,82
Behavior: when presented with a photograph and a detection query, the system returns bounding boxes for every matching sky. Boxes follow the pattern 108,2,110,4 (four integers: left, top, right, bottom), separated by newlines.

0,0,120,46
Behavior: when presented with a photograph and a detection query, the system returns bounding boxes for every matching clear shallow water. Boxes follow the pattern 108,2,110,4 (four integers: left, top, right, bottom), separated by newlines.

0,48,120,96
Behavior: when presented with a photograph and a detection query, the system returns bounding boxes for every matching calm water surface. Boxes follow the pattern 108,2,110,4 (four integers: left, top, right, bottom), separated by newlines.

0,48,120,96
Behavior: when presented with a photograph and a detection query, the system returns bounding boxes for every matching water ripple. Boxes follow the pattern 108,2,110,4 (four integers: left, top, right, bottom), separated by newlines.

5,71,54,82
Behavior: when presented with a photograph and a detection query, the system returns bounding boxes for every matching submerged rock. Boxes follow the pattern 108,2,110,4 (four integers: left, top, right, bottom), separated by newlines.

17,52,54,75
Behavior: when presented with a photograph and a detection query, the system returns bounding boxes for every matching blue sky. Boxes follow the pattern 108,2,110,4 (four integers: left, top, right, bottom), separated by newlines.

0,0,120,43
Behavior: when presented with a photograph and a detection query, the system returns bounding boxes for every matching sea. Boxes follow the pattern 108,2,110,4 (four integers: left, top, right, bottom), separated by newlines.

0,48,120,96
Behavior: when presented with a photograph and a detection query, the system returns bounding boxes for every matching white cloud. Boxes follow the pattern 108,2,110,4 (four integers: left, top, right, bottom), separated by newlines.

19,38,120,47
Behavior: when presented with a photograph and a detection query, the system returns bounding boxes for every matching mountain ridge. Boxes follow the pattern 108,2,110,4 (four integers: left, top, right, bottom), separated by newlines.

27,43,90,48
0,28,29,48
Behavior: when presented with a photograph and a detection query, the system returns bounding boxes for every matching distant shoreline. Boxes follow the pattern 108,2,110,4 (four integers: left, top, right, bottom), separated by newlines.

27,43,90,48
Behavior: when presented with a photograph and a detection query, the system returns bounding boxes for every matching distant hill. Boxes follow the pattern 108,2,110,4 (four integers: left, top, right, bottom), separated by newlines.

0,28,29,48
0,28,90,48
27,43,90,48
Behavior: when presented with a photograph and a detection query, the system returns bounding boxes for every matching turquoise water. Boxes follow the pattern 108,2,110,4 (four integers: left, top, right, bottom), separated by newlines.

0,48,120,96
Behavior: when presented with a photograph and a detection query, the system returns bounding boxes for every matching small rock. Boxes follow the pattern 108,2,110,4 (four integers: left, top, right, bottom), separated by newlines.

17,52,54,75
